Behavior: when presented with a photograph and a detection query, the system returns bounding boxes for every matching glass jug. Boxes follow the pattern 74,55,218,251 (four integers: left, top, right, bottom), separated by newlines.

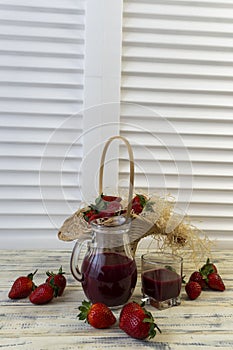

70,216,137,308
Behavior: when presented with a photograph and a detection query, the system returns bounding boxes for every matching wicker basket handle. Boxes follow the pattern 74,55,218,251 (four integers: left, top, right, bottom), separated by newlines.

99,136,134,218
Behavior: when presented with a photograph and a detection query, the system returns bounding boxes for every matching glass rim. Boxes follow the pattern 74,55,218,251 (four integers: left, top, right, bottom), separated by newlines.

141,251,183,264
90,216,132,232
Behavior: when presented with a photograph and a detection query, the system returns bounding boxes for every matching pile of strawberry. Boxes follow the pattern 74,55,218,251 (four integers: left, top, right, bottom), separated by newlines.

78,300,161,340
83,193,148,223
185,258,225,300
8,266,66,305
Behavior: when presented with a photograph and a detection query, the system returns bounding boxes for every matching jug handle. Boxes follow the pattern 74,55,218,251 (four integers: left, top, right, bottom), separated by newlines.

70,237,91,282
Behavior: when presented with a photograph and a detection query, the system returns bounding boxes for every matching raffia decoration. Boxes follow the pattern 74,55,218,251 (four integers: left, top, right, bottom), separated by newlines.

58,207,91,242
139,194,213,266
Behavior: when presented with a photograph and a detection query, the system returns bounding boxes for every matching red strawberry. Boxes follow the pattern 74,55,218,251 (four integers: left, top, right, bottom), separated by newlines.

89,213,102,222
83,209,96,222
200,258,218,277
29,282,55,305
101,195,121,202
206,272,225,291
119,301,161,340
185,281,202,300
8,270,37,299
46,266,67,296
99,201,122,217
132,202,143,214
189,271,207,290
78,300,116,329
119,301,142,328
132,194,147,204
132,194,148,214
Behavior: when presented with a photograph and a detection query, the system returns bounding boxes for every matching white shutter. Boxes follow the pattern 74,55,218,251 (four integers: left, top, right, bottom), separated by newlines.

0,0,85,248
120,0,233,246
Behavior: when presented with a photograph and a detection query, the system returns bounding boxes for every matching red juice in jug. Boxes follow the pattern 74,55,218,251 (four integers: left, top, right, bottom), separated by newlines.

81,252,137,307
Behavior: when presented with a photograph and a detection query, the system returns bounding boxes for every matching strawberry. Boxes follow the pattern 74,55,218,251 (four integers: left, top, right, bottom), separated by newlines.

29,281,56,305
46,266,67,296
8,270,37,299
78,300,116,329
89,213,102,222
189,271,207,290
99,201,122,217
206,272,225,291
132,202,143,215
119,301,161,340
185,281,202,300
83,209,97,222
101,195,121,202
119,301,142,325
200,258,218,277
132,194,148,215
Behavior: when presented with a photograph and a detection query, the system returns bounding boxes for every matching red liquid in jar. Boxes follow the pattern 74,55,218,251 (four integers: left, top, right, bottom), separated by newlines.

81,252,137,307
142,268,181,301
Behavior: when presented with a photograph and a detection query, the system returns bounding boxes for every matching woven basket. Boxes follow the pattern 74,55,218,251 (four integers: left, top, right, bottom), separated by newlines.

58,135,156,256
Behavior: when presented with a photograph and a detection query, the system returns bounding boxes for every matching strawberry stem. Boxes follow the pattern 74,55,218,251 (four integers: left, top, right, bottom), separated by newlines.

27,269,38,280
58,266,65,275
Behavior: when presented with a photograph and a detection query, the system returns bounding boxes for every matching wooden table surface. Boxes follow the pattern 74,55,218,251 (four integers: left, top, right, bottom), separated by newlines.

0,249,233,349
